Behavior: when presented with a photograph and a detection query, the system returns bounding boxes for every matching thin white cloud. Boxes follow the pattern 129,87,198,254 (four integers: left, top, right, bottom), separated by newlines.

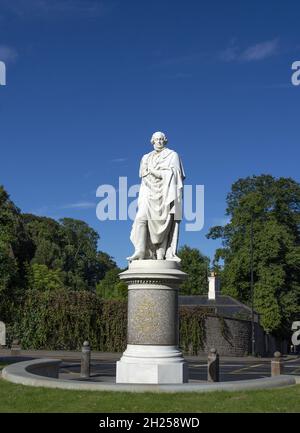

219,38,279,63
29,201,96,214
219,40,239,62
60,201,96,209
241,39,279,62
0,45,18,63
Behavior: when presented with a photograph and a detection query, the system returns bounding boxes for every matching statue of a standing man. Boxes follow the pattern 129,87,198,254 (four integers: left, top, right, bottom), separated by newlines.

127,131,185,261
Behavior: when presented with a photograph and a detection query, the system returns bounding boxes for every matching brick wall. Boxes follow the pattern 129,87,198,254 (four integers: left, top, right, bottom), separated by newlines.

194,315,266,356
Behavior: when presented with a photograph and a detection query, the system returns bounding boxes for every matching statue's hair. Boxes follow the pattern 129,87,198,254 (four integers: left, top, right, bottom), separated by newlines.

150,131,168,145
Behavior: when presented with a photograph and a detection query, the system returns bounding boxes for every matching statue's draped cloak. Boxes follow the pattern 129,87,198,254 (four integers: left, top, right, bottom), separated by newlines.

130,148,185,259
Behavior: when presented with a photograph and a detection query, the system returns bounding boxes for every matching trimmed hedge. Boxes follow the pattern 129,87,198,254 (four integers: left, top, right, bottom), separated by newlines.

17,289,127,352
13,289,211,354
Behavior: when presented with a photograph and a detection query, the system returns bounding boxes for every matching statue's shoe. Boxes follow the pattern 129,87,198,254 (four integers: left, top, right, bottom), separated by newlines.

126,251,145,261
165,254,181,262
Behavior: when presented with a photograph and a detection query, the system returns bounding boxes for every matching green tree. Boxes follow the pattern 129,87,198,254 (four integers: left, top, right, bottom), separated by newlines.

96,268,127,300
22,215,117,291
22,214,63,269
207,175,300,335
0,185,123,327
59,218,100,290
96,251,117,280
177,245,210,295
29,263,65,291
0,186,31,320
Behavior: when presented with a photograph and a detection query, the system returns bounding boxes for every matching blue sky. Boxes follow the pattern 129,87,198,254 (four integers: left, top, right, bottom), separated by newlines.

0,0,299,268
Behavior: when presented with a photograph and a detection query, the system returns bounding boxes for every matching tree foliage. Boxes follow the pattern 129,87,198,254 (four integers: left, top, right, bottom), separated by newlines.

96,268,128,300
29,264,65,291
0,186,31,321
207,175,300,335
0,185,121,324
22,215,106,290
178,245,210,295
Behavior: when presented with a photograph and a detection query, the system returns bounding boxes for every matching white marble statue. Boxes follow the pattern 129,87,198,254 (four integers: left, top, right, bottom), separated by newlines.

127,131,185,261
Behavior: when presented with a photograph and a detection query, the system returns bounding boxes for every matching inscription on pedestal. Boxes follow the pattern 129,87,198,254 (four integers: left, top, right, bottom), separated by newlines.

128,289,178,345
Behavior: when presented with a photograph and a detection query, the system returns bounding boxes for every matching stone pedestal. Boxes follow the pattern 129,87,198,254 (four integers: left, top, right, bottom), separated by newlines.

116,260,188,384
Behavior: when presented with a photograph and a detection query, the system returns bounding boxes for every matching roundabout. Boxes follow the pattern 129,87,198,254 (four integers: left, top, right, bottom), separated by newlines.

2,358,297,393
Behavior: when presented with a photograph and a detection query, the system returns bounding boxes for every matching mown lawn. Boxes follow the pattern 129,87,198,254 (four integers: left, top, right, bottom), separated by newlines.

0,368,300,413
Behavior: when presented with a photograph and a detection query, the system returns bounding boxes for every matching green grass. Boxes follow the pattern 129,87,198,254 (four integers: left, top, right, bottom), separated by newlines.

0,376,300,412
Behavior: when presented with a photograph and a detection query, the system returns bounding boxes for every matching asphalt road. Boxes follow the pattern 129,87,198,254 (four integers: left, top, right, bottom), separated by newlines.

188,357,300,381
1,350,300,382
59,356,300,382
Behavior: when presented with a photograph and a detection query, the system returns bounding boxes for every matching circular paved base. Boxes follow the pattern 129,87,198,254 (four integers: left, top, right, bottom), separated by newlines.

1,358,297,393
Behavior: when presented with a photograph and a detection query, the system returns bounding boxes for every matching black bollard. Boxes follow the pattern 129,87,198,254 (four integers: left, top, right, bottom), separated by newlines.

81,341,91,378
207,348,220,382
11,339,21,356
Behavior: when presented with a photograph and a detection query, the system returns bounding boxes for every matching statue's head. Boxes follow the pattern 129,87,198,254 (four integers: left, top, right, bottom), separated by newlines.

150,131,168,152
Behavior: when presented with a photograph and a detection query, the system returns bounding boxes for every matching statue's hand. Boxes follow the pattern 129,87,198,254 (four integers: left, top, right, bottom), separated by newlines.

149,168,162,179
157,165,170,172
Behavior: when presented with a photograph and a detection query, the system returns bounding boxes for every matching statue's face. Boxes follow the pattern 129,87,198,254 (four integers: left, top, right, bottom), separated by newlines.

152,133,166,152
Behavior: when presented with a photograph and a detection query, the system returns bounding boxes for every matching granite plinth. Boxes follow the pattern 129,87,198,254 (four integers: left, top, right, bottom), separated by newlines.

116,260,188,384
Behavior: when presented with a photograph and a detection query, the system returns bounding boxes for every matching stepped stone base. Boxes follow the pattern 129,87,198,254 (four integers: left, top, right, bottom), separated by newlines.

116,345,188,384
